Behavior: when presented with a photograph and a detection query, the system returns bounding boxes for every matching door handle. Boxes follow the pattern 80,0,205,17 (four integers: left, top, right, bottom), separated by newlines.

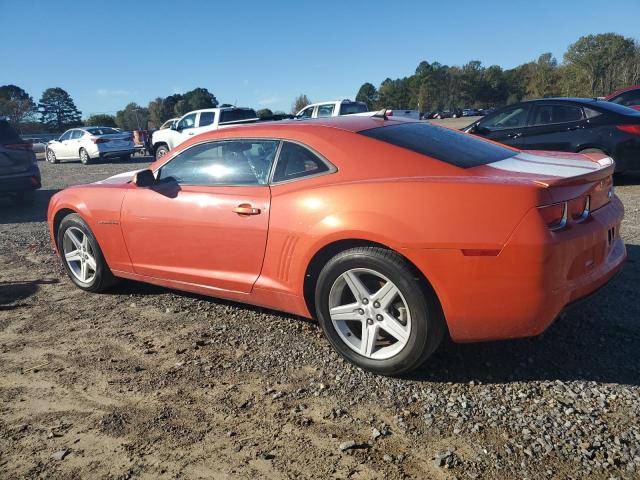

508,132,522,139
188,132,195,135
567,125,579,131
233,204,261,215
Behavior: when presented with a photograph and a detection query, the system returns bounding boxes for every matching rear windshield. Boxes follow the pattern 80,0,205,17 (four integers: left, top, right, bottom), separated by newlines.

339,102,368,115
0,120,20,143
359,122,516,168
85,127,121,135
594,100,640,117
220,109,258,124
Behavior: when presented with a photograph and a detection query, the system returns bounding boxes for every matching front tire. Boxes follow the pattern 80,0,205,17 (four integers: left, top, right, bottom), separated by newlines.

46,148,58,164
79,148,91,165
57,213,118,292
155,144,169,160
315,247,444,376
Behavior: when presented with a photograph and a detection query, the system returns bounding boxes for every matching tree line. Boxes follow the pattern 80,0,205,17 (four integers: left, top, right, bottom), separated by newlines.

354,33,640,112
2,32,639,133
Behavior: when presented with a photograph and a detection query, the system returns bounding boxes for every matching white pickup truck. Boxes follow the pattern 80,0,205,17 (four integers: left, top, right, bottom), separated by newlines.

151,107,259,159
295,99,368,119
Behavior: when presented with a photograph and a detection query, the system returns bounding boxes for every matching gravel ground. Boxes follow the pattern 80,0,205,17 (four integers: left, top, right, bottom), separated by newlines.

1,150,639,479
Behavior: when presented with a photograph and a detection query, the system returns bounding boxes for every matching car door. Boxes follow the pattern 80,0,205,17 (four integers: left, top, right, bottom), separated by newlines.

474,104,532,148
54,130,74,158
172,112,198,148
68,129,84,158
120,138,280,293
523,103,588,152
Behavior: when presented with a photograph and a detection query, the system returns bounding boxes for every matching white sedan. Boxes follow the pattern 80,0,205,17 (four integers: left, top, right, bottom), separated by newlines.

46,127,135,165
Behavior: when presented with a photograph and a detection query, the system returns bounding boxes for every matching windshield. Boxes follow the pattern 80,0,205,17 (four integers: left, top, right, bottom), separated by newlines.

85,127,121,135
359,122,516,168
220,109,258,124
339,102,368,115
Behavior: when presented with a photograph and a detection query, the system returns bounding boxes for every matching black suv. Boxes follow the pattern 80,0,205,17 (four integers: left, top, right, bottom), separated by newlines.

0,119,41,206
463,98,640,172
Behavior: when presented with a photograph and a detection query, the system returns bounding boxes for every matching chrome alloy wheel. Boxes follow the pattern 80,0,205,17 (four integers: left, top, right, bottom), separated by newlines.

328,268,411,360
46,148,56,163
62,227,97,283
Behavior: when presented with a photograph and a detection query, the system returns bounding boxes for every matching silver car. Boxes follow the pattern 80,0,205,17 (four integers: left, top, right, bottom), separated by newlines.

46,127,135,165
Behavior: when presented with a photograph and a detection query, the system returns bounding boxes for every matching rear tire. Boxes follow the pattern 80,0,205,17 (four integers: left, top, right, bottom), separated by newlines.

315,246,445,376
79,148,91,165
57,213,118,292
155,144,169,160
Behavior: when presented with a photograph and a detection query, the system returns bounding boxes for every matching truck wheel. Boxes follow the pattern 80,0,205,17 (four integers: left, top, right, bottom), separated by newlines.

155,145,169,160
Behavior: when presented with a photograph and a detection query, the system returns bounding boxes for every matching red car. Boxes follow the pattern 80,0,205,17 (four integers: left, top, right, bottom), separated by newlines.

47,115,626,375
605,85,640,111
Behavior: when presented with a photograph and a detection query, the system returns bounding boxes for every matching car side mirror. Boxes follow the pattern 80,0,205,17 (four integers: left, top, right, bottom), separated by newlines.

133,169,156,187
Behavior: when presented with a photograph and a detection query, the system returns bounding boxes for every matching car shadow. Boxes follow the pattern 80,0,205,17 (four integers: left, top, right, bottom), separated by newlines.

614,171,640,186
0,278,59,310
106,244,639,386
0,189,58,224
408,243,640,386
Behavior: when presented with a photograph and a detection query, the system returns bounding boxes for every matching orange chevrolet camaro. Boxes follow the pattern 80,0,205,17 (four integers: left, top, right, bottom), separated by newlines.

47,115,626,375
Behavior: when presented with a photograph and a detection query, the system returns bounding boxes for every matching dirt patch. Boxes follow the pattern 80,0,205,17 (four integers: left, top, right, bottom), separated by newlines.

1,157,639,479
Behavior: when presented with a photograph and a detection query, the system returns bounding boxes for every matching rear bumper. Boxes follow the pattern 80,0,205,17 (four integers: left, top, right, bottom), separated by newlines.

404,196,626,342
0,165,41,194
98,149,135,159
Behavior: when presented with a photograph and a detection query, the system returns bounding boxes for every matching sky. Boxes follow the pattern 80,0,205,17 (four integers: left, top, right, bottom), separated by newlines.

1,0,639,118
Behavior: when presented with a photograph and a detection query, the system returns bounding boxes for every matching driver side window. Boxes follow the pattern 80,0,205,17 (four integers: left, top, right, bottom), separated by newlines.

158,139,279,186
298,106,314,118
59,131,72,141
482,106,530,130
177,113,197,130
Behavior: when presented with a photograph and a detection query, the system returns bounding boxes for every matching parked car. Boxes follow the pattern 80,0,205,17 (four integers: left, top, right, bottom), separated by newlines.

463,98,640,172
151,107,259,159
0,119,40,206
45,127,135,165
23,137,48,158
431,111,452,119
605,85,640,111
48,115,624,375
295,99,368,119
388,109,421,120
159,118,179,130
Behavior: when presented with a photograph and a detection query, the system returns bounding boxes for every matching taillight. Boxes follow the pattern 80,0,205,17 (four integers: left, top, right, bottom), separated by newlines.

538,202,567,231
569,195,590,222
616,124,640,136
91,137,109,144
539,195,591,231
5,142,33,150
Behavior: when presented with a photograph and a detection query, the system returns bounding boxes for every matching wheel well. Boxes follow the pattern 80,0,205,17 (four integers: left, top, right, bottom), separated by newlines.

52,208,77,248
302,239,443,322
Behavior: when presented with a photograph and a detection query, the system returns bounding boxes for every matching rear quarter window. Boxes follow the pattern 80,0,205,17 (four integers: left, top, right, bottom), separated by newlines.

359,122,516,168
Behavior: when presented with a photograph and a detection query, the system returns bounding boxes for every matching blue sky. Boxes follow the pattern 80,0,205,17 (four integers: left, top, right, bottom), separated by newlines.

1,0,639,117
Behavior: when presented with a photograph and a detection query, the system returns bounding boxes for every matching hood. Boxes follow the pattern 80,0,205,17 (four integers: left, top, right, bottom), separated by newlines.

93,169,140,185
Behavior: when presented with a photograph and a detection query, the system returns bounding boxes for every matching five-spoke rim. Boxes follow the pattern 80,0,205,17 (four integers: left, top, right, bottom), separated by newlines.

47,149,55,162
328,268,411,360
62,227,97,283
